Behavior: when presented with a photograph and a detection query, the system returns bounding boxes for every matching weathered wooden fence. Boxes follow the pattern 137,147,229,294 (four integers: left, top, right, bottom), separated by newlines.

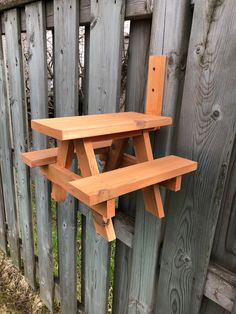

0,0,235,313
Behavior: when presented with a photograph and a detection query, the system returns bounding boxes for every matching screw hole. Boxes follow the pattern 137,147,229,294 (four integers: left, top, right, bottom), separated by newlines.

152,88,155,92
153,67,156,71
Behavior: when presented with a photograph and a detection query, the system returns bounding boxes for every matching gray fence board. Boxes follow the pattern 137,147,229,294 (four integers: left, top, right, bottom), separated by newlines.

25,1,54,310
4,8,35,287
200,115,236,314
150,0,193,156
112,19,151,314
0,23,19,264
84,1,125,313
118,1,193,312
156,0,236,313
54,0,79,312
0,167,7,253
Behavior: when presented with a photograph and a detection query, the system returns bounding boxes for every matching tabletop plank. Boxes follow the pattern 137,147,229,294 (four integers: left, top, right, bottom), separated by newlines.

31,112,172,140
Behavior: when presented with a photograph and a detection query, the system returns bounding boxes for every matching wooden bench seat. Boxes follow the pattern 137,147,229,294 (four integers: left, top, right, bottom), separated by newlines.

67,155,197,206
22,147,184,193
21,140,112,168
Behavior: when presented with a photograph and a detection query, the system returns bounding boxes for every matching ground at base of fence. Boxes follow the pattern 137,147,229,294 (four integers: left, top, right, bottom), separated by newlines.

0,251,55,314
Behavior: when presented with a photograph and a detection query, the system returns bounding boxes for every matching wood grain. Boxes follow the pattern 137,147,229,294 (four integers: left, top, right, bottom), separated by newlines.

113,19,151,314
133,131,164,218
203,263,236,312
202,122,236,313
0,0,152,31
54,0,79,312
156,1,236,313
41,164,115,219
103,138,128,172
74,139,116,221
21,141,112,168
145,55,167,116
83,0,125,312
5,8,35,287
68,156,197,206
25,2,54,308
0,19,20,267
51,141,74,202
31,112,172,141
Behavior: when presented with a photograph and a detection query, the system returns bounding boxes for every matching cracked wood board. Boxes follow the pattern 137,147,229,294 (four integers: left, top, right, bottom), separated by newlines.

112,0,193,313
156,1,236,313
200,111,236,313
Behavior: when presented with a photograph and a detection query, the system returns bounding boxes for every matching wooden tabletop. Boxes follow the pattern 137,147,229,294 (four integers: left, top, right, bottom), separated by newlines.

31,112,172,140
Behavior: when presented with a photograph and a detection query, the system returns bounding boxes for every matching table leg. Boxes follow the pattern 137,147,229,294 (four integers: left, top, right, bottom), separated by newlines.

103,138,128,172
133,131,165,218
74,139,116,241
51,140,74,202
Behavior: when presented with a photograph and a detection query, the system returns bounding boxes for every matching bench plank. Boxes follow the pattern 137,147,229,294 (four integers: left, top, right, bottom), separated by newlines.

68,155,197,206
21,140,112,168
22,148,185,193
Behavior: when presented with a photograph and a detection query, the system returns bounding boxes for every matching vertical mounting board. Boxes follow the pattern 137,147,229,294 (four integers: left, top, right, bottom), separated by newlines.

145,55,167,116
156,1,236,313
0,21,19,265
4,8,35,287
54,0,79,312
25,1,54,310
85,1,125,313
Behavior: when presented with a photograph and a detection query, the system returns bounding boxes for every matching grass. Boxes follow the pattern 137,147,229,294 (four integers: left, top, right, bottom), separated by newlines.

31,184,115,311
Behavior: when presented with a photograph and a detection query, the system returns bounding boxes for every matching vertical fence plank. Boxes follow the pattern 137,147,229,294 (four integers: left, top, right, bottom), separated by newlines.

156,1,236,313
25,2,54,310
150,0,193,156
0,167,7,253
112,19,151,314
54,0,79,312
4,8,35,287
87,0,125,114
0,26,19,263
84,1,125,313
202,139,236,314
115,1,192,313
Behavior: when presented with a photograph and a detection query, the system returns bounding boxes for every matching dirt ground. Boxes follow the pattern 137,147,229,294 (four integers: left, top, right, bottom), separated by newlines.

0,251,50,313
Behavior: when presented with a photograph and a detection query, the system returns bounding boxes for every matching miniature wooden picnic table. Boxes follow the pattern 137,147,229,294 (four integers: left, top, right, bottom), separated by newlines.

22,56,197,241
22,112,197,241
